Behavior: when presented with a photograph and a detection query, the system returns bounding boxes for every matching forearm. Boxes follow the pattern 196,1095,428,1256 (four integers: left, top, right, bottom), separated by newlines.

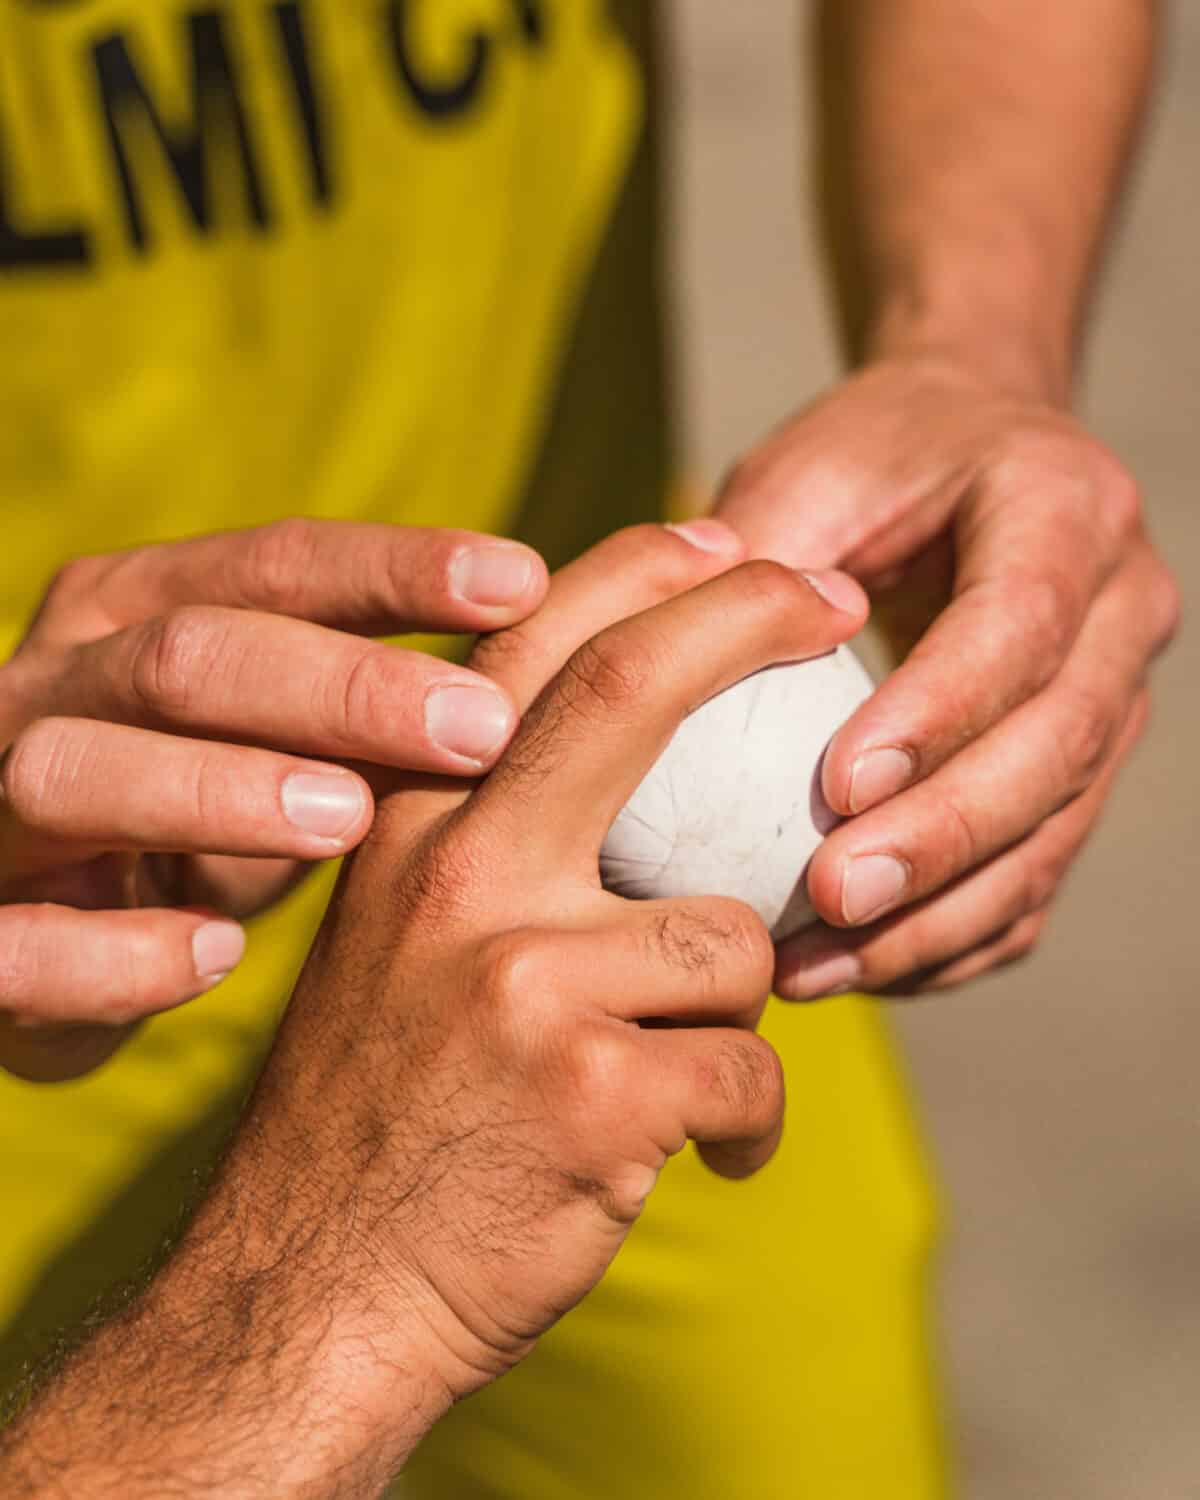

0,1131,450,1498
820,0,1160,402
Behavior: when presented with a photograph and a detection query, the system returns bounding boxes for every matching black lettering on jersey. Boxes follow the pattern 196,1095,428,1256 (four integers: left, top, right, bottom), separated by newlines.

510,0,547,45
272,2,334,207
385,0,546,121
386,1,489,118
92,12,271,252
0,126,91,271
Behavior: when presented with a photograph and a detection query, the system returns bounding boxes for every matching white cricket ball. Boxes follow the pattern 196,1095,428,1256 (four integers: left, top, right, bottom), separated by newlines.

599,646,877,941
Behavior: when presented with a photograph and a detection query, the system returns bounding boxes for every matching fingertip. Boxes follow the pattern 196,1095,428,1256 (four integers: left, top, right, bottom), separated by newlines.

798,568,870,619
770,947,807,1002
773,940,863,1003
819,716,873,815
424,678,517,768
820,733,855,816
665,518,746,560
846,745,917,814
800,856,847,931
697,1133,779,1180
281,766,373,846
822,734,918,817
448,542,548,618
191,919,247,985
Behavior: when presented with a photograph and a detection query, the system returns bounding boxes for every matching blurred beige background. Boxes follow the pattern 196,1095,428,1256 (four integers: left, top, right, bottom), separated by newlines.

664,3,1200,1496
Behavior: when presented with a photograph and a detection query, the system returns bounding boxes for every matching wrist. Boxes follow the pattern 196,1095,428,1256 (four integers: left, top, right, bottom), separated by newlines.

158,1137,462,1489
5,1166,458,1498
862,252,1076,408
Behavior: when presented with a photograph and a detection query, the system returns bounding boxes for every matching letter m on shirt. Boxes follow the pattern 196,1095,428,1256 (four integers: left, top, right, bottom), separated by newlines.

92,11,270,253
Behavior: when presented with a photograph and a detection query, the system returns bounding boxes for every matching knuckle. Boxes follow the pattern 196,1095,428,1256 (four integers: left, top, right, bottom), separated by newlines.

1021,859,1062,915
1004,912,1046,963
720,900,776,984
473,930,547,1015
42,556,99,606
703,1035,783,1130
102,928,170,1025
131,607,220,717
1094,452,1143,538
1058,686,1114,791
735,558,812,620
0,910,44,1014
563,631,656,718
1152,569,1184,651
242,518,322,610
1,719,74,827
938,793,981,874
468,617,537,679
651,907,723,978
1008,570,1075,663
333,644,396,748
564,1026,638,1104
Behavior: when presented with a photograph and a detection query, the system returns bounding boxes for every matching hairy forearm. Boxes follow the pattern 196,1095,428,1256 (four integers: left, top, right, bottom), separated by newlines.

819,0,1160,401
0,1129,450,1498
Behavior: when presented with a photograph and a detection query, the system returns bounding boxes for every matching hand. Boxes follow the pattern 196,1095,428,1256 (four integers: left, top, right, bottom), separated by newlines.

0,525,868,1497
717,354,1181,998
226,525,866,1449
0,518,547,1080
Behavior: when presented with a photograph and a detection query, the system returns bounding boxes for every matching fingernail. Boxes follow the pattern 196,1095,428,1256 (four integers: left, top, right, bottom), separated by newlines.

781,952,862,1001
426,683,513,763
849,747,915,813
192,921,246,981
842,853,909,924
282,771,366,840
665,518,743,556
798,569,866,614
450,545,535,606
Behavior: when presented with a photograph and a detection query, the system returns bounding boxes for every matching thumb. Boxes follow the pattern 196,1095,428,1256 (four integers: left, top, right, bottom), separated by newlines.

712,434,884,572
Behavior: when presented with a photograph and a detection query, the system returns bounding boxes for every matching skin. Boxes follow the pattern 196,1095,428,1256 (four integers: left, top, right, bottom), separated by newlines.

0,525,868,1496
0,518,550,1080
717,0,1181,999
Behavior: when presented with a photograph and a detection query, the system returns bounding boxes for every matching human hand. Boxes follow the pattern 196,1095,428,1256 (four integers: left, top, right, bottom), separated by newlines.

0,518,546,1080
716,354,1180,997
232,523,867,1432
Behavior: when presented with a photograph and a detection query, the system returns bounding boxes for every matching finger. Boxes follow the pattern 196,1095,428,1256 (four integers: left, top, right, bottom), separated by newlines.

573,896,774,1029
637,1027,785,1180
64,607,519,772
361,522,754,839
778,690,1151,997
879,910,1051,997
820,482,1151,819
469,520,748,712
471,560,868,866
0,905,246,1082
0,719,377,876
806,551,1172,929
29,520,548,645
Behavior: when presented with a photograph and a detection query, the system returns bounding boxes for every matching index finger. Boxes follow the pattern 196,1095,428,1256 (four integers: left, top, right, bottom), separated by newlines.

821,474,1133,816
470,560,868,867
467,520,747,712
29,519,548,645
